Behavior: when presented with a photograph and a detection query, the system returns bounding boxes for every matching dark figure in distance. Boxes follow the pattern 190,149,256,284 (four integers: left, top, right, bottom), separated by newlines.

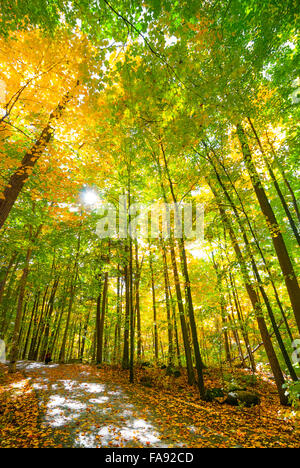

45,353,52,365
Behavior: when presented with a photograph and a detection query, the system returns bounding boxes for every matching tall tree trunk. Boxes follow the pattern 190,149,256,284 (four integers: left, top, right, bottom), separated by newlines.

0,252,17,306
0,256,20,338
80,309,91,361
0,83,79,229
97,272,108,364
149,243,159,363
68,320,77,362
113,269,122,364
59,280,76,363
211,144,295,343
9,247,32,372
135,249,142,363
152,148,195,384
40,277,60,360
96,278,103,364
59,230,81,363
160,236,174,368
168,279,182,368
211,183,288,405
237,123,300,333
266,131,300,223
128,181,135,383
122,250,130,370
229,311,245,365
29,285,49,360
229,273,256,372
22,293,39,359
129,238,135,382
248,118,300,246
206,147,297,380
212,254,231,363
160,142,206,399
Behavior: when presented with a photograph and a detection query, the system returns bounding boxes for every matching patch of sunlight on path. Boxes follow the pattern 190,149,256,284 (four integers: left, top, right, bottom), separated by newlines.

16,361,171,448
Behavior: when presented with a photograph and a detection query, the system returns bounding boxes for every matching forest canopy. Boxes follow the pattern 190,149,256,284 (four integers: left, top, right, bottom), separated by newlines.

0,0,299,439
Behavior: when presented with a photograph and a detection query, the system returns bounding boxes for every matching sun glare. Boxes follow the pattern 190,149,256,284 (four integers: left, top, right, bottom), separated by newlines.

80,188,99,207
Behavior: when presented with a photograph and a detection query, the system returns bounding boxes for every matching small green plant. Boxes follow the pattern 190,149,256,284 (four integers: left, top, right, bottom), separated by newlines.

223,376,244,392
283,381,300,409
240,374,257,387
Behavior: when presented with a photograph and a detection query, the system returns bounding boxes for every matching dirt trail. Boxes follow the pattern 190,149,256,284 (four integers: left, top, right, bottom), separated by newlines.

16,362,190,448
16,361,231,448
3,362,297,448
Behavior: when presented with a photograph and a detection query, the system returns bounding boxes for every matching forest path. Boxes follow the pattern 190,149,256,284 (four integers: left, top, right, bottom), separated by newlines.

17,361,169,448
16,361,228,448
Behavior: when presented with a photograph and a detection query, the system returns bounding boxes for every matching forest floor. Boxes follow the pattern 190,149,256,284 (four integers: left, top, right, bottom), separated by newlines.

0,361,299,448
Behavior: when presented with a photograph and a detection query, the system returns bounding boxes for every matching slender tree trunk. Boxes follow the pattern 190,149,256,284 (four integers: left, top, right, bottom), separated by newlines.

59,281,76,363
96,278,102,364
80,309,91,361
68,320,77,362
135,249,142,363
18,299,29,358
152,148,194,384
266,132,300,223
129,236,135,383
169,285,182,369
97,273,108,364
229,312,245,364
9,247,32,373
160,142,206,399
92,331,97,363
237,123,300,333
122,253,130,370
0,257,19,338
206,147,297,380
212,185,288,405
160,236,174,367
149,243,159,363
113,270,122,364
229,273,256,372
29,286,49,360
212,254,232,363
0,252,17,306
22,293,39,359
212,145,295,343
248,118,300,246
40,277,60,360
59,225,81,362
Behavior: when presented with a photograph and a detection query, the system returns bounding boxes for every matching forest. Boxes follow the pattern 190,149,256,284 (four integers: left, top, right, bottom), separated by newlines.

0,0,299,450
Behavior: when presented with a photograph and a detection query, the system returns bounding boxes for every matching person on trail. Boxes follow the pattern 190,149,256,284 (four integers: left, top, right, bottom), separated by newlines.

45,353,52,365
